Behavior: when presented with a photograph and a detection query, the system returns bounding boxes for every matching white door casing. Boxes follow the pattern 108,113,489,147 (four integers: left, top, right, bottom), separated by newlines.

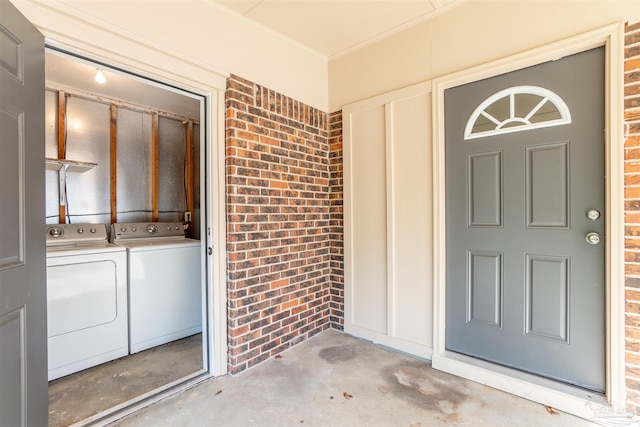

43,16,228,374
432,23,625,418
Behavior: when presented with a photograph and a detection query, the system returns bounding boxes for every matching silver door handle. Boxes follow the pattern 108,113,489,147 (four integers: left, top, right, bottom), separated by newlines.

586,232,600,245
586,209,601,220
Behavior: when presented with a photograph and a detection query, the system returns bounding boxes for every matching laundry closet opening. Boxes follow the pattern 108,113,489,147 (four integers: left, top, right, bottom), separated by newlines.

44,48,210,427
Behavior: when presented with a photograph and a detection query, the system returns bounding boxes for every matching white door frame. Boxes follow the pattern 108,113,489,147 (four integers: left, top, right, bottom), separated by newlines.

44,42,228,422
19,1,229,421
432,23,625,419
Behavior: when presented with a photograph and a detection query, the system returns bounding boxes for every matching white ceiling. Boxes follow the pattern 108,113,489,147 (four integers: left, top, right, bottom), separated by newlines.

45,1,467,115
46,50,201,119
211,0,466,58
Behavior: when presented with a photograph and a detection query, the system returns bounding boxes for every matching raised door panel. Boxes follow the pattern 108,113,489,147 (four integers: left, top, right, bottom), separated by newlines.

467,151,502,227
467,251,502,328
0,102,23,269
0,308,25,427
525,142,569,228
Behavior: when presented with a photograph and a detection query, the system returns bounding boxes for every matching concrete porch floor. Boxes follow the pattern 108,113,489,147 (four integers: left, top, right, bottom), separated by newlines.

111,330,597,426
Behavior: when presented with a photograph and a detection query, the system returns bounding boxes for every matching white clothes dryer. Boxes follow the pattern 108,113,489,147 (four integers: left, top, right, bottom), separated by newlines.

46,223,128,381
111,222,202,354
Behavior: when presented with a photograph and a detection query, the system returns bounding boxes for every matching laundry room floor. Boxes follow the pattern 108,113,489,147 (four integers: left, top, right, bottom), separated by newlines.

110,330,600,427
48,334,202,427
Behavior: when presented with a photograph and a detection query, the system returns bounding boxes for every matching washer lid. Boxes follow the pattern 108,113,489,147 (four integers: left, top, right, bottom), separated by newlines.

117,238,201,251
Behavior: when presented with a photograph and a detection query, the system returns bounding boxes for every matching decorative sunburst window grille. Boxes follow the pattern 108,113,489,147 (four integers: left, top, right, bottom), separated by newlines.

464,86,571,140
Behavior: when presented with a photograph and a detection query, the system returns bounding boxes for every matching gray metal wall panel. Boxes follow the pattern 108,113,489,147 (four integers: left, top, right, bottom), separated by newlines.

45,90,57,158
43,96,200,228
117,109,152,223
45,172,59,224
45,90,59,223
158,117,186,222
192,124,201,238
65,97,110,225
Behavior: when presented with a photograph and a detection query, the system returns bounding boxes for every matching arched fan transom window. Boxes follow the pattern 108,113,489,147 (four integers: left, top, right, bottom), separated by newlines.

464,86,571,140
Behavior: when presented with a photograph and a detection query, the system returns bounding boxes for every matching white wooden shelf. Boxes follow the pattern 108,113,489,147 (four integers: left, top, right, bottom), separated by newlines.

45,158,97,173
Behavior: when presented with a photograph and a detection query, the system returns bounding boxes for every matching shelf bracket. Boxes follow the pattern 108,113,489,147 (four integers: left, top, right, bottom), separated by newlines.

58,164,68,207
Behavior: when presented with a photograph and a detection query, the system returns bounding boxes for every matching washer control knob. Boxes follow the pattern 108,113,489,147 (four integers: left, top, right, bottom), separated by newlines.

90,228,96,234
77,228,84,234
131,227,137,232
48,227,64,238
147,224,158,233
121,227,127,232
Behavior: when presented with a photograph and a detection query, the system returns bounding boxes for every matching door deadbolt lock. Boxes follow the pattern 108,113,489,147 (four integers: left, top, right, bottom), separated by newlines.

586,209,601,221
586,232,601,245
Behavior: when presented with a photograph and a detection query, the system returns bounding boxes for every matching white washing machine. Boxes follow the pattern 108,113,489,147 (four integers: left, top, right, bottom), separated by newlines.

46,223,128,381
111,222,202,354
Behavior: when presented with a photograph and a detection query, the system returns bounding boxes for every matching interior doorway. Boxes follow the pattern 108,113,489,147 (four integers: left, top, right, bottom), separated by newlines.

44,48,211,426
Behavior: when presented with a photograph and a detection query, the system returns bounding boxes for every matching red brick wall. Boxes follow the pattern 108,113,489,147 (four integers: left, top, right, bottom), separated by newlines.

225,75,339,373
625,21,640,409
328,112,344,329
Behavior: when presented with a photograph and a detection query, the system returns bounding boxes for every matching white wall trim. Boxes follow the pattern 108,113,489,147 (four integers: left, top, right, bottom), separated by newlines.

431,22,626,419
14,0,229,91
343,81,434,359
211,89,229,377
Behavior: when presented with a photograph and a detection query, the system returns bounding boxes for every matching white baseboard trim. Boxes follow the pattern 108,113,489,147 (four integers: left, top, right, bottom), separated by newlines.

432,351,636,426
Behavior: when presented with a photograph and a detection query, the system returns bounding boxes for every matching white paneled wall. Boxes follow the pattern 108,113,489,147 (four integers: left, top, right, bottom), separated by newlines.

343,81,432,358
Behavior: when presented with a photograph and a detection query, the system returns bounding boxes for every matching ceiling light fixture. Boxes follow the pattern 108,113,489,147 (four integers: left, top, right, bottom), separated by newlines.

95,69,106,84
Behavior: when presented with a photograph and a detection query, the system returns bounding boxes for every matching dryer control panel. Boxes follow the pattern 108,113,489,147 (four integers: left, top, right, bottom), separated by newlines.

46,223,109,247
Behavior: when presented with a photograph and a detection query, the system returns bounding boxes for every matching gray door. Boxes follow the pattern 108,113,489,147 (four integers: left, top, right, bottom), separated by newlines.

445,47,605,392
0,1,47,425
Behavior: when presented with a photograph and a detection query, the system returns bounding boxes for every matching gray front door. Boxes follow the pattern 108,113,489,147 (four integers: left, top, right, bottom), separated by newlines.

445,47,605,392
0,1,47,425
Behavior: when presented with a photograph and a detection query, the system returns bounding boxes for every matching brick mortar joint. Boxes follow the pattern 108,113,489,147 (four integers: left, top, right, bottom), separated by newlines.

227,87,253,96
626,367,640,377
